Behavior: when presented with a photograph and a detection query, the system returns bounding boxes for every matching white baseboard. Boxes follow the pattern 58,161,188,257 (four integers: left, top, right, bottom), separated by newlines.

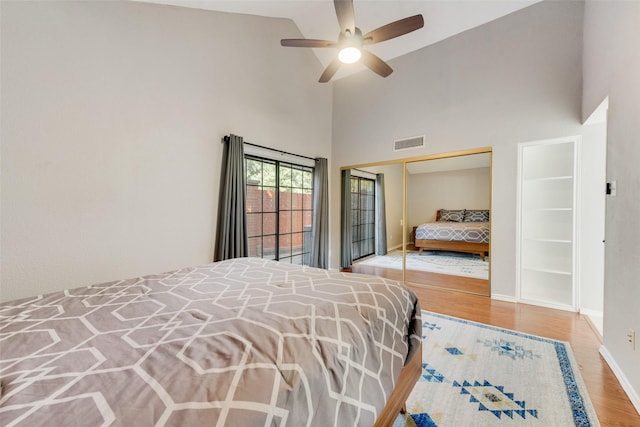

491,293,517,303
599,345,640,415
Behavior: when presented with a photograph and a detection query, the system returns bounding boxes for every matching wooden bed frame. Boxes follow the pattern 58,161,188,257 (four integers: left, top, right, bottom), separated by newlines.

374,342,422,426
413,210,489,261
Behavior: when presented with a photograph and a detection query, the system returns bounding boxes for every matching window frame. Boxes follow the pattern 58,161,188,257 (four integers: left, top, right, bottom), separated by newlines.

245,155,314,265
350,175,376,261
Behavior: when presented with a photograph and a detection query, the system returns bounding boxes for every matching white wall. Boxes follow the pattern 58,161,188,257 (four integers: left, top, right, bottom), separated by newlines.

0,1,332,301
579,121,606,317
376,164,404,251
329,0,585,299
406,167,490,232
583,0,640,409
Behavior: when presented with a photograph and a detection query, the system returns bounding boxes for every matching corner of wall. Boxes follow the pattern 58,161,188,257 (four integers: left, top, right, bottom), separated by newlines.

599,345,640,415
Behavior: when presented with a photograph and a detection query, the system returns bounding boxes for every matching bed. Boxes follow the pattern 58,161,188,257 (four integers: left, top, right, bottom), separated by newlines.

0,257,421,426
413,209,490,261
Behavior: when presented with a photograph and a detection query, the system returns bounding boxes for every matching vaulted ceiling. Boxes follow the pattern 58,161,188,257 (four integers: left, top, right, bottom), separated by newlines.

138,1,541,79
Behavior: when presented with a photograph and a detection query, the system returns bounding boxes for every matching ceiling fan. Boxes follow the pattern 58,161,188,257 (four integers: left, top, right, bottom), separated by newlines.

281,0,424,83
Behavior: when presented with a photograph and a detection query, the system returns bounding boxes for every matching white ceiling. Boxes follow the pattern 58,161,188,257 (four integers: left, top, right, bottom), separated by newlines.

138,0,540,80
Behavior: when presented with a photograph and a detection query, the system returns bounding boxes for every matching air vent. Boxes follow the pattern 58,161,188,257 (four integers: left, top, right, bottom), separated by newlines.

393,135,425,151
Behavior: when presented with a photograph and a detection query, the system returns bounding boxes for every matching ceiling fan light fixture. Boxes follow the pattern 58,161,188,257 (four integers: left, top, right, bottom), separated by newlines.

338,46,361,64
280,0,425,82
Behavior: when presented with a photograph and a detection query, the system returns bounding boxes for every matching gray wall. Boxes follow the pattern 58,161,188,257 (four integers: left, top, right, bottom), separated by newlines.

379,164,405,251
0,1,332,301
406,168,491,232
330,0,585,299
583,0,640,406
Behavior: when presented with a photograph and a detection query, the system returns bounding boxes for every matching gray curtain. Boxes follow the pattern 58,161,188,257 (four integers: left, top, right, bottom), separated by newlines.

375,173,388,255
309,158,328,268
340,169,353,269
214,134,248,261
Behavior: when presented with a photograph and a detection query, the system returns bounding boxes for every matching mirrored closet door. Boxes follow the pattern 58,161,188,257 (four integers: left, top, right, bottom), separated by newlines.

342,162,405,282
343,148,492,295
405,153,491,295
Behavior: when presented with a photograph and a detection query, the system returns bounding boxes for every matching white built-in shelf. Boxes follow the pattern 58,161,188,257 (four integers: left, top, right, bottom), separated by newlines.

524,175,573,182
518,137,578,311
523,238,572,244
522,266,572,275
528,207,572,212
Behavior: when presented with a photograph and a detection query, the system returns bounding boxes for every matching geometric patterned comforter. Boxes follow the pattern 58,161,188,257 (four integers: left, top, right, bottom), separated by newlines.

415,221,490,244
0,258,421,426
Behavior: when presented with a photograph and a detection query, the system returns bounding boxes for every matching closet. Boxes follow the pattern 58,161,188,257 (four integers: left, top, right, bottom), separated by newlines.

342,147,492,294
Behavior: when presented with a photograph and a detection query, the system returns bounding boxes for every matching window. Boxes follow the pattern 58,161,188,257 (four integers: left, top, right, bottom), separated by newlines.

351,176,375,260
246,156,313,265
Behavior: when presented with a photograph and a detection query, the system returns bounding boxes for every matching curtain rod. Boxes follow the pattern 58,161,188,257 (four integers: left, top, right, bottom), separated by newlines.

224,135,315,161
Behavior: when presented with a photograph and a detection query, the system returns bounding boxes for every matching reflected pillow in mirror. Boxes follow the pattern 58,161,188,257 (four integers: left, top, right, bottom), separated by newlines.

439,209,465,222
463,209,489,222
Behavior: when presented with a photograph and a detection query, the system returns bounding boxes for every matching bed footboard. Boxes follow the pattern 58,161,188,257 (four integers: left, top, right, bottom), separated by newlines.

373,342,423,427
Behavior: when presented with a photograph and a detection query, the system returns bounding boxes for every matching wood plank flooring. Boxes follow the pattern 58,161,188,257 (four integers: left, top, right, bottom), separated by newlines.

407,284,640,426
352,246,490,295
351,263,490,296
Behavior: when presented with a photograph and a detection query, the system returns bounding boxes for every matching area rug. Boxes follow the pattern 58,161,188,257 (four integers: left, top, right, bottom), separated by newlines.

394,311,600,427
357,250,489,280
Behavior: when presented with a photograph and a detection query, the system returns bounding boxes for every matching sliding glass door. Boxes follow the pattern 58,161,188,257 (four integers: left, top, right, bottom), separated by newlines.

245,156,313,265
351,176,375,260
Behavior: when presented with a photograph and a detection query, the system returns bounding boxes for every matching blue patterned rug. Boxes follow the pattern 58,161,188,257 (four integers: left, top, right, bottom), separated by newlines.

394,311,600,427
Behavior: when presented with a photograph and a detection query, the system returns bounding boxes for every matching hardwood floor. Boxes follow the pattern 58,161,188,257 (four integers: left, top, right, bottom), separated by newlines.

352,244,490,295
406,284,640,426
352,263,490,295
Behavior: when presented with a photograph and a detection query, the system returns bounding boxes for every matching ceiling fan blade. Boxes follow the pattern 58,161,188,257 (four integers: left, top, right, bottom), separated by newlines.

319,57,342,83
281,39,336,48
361,50,393,78
334,0,355,34
362,14,424,45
